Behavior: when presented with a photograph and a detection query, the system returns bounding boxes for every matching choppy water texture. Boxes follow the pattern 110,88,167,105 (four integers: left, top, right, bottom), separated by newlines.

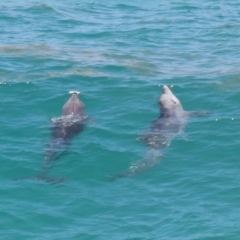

1,0,240,239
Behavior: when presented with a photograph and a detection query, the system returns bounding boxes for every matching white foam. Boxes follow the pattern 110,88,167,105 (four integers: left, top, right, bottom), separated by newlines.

69,91,80,95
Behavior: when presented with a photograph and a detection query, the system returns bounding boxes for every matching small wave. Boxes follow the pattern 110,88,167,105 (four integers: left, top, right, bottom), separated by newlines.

24,3,58,14
115,3,144,11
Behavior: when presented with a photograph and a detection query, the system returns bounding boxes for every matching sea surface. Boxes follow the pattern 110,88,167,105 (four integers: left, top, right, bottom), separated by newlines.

1,0,240,239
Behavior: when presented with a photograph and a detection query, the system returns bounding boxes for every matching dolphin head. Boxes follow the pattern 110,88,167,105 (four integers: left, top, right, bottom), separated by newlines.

62,91,85,116
158,86,184,117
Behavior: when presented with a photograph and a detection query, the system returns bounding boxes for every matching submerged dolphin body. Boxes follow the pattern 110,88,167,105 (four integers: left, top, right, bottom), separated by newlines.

18,91,88,183
112,86,208,180
42,91,87,172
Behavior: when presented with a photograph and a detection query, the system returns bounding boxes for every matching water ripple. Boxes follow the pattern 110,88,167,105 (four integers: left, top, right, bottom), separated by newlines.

1,0,240,239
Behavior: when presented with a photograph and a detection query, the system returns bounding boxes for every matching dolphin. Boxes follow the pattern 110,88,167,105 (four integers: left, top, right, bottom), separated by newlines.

43,91,86,167
17,91,88,183
111,85,209,180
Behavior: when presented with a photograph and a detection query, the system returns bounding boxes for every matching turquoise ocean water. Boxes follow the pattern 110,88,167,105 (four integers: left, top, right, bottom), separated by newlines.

1,0,240,239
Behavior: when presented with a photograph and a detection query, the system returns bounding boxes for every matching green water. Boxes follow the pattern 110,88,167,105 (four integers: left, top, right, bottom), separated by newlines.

1,0,240,239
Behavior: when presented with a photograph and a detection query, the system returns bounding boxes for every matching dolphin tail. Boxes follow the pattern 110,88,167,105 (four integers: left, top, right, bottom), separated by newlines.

14,156,67,184
36,173,66,183
110,150,163,181
14,172,66,184
110,162,154,181
109,169,135,181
